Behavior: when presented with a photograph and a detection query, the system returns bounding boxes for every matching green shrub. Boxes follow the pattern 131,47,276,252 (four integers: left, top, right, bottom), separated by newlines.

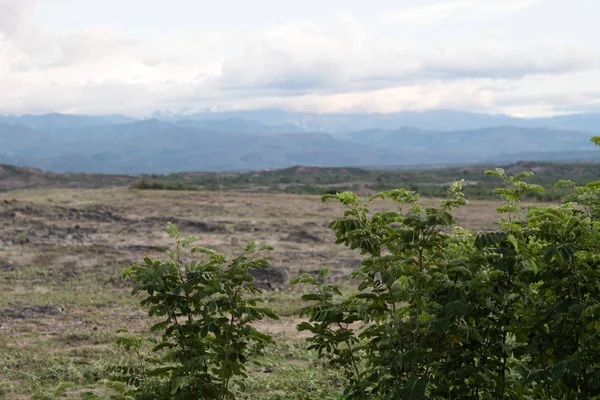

291,135,600,399
104,136,600,399
132,178,200,191
105,223,278,399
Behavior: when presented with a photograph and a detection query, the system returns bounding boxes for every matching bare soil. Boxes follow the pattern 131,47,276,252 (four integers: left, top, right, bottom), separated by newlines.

0,187,503,397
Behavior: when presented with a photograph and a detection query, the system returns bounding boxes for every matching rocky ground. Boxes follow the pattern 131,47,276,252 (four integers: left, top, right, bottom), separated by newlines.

0,187,500,398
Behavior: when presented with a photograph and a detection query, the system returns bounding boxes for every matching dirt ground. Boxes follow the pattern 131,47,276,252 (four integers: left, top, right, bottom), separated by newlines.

0,187,501,321
0,188,503,397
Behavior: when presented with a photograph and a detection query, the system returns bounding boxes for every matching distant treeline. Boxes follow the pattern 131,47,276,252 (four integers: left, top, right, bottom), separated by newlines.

132,178,200,191
130,162,600,201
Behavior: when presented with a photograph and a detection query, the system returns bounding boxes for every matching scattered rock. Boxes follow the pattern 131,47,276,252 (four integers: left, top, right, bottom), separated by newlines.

280,251,328,262
335,258,362,269
283,229,321,243
235,221,262,233
302,221,320,228
60,261,79,280
250,267,289,289
0,259,15,271
142,217,226,233
2,204,126,223
124,244,169,253
0,220,98,245
1,305,64,319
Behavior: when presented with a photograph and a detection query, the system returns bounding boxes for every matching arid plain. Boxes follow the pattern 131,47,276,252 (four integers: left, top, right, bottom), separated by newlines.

0,187,503,398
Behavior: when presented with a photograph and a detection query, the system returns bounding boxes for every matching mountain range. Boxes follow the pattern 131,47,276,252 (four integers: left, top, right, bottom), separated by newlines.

0,110,599,173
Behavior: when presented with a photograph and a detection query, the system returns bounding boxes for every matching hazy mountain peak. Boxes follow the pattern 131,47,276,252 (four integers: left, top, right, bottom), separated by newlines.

0,110,599,174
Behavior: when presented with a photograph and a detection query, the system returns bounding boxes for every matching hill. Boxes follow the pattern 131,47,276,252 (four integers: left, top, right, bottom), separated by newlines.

160,109,600,134
343,126,599,163
0,164,136,192
4,161,600,201
1,115,599,173
131,162,600,200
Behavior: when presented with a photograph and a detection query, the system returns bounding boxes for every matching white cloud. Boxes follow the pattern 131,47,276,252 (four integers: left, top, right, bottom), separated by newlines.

218,21,363,91
245,81,495,114
216,23,597,93
420,44,598,79
0,0,37,37
0,0,598,117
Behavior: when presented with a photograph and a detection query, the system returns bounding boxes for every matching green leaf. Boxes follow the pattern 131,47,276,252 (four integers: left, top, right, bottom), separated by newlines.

245,241,259,252
166,222,180,239
181,235,199,248
514,171,535,181
507,234,519,251
586,180,600,190
556,180,576,189
297,322,314,332
355,293,378,300
445,300,468,316
302,294,324,301
400,377,427,399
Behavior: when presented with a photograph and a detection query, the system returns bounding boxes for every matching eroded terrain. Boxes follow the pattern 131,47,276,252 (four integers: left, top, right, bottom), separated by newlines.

0,188,500,398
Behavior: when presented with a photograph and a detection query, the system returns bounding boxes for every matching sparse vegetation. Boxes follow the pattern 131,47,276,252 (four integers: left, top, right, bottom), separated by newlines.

131,178,201,191
294,165,600,398
1,139,600,399
127,162,600,200
103,223,279,399
6,161,600,201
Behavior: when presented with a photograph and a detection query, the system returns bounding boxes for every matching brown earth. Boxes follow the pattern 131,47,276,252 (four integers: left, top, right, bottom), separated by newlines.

0,187,500,330
0,187,503,397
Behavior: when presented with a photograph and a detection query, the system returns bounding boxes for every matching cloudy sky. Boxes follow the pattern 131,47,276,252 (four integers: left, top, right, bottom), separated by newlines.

0,0,599,117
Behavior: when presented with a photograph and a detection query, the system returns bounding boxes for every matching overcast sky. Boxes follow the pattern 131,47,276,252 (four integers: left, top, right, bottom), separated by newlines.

0,0,599,117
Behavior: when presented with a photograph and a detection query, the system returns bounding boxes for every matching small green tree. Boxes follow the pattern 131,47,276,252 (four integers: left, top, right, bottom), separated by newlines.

293,182,492,398
521,183,600,396
107,223,278,399
514,135,600,397
294,145,600,399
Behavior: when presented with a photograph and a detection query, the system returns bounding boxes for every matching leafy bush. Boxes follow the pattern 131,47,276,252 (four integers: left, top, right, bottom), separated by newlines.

104,223,278,399
132,178,200,191
129,156,600,200
102,136,600,399
293,138,600,399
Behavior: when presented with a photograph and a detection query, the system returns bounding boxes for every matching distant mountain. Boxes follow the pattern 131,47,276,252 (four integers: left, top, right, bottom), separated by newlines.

169,109,600,134
2,109,600,134
0,163,136,191
0,113,135,131
175,118,304,135
0,120,412,173
343,126,595,159
170,109,518,133
0,111,599,173
491,150,600,163
527,113,600,133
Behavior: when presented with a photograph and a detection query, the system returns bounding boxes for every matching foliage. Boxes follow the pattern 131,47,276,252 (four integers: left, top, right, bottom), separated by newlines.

92,137,600,399
129,162,600,200
132,178,200,191
32,382,75,399
294,158,600,398
105,223,279,399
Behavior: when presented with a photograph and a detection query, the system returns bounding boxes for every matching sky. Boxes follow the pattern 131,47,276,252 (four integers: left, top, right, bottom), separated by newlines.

0,0,599,117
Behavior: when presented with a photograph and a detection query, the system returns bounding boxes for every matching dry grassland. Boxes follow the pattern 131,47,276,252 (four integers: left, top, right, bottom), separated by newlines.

0,188,503,398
